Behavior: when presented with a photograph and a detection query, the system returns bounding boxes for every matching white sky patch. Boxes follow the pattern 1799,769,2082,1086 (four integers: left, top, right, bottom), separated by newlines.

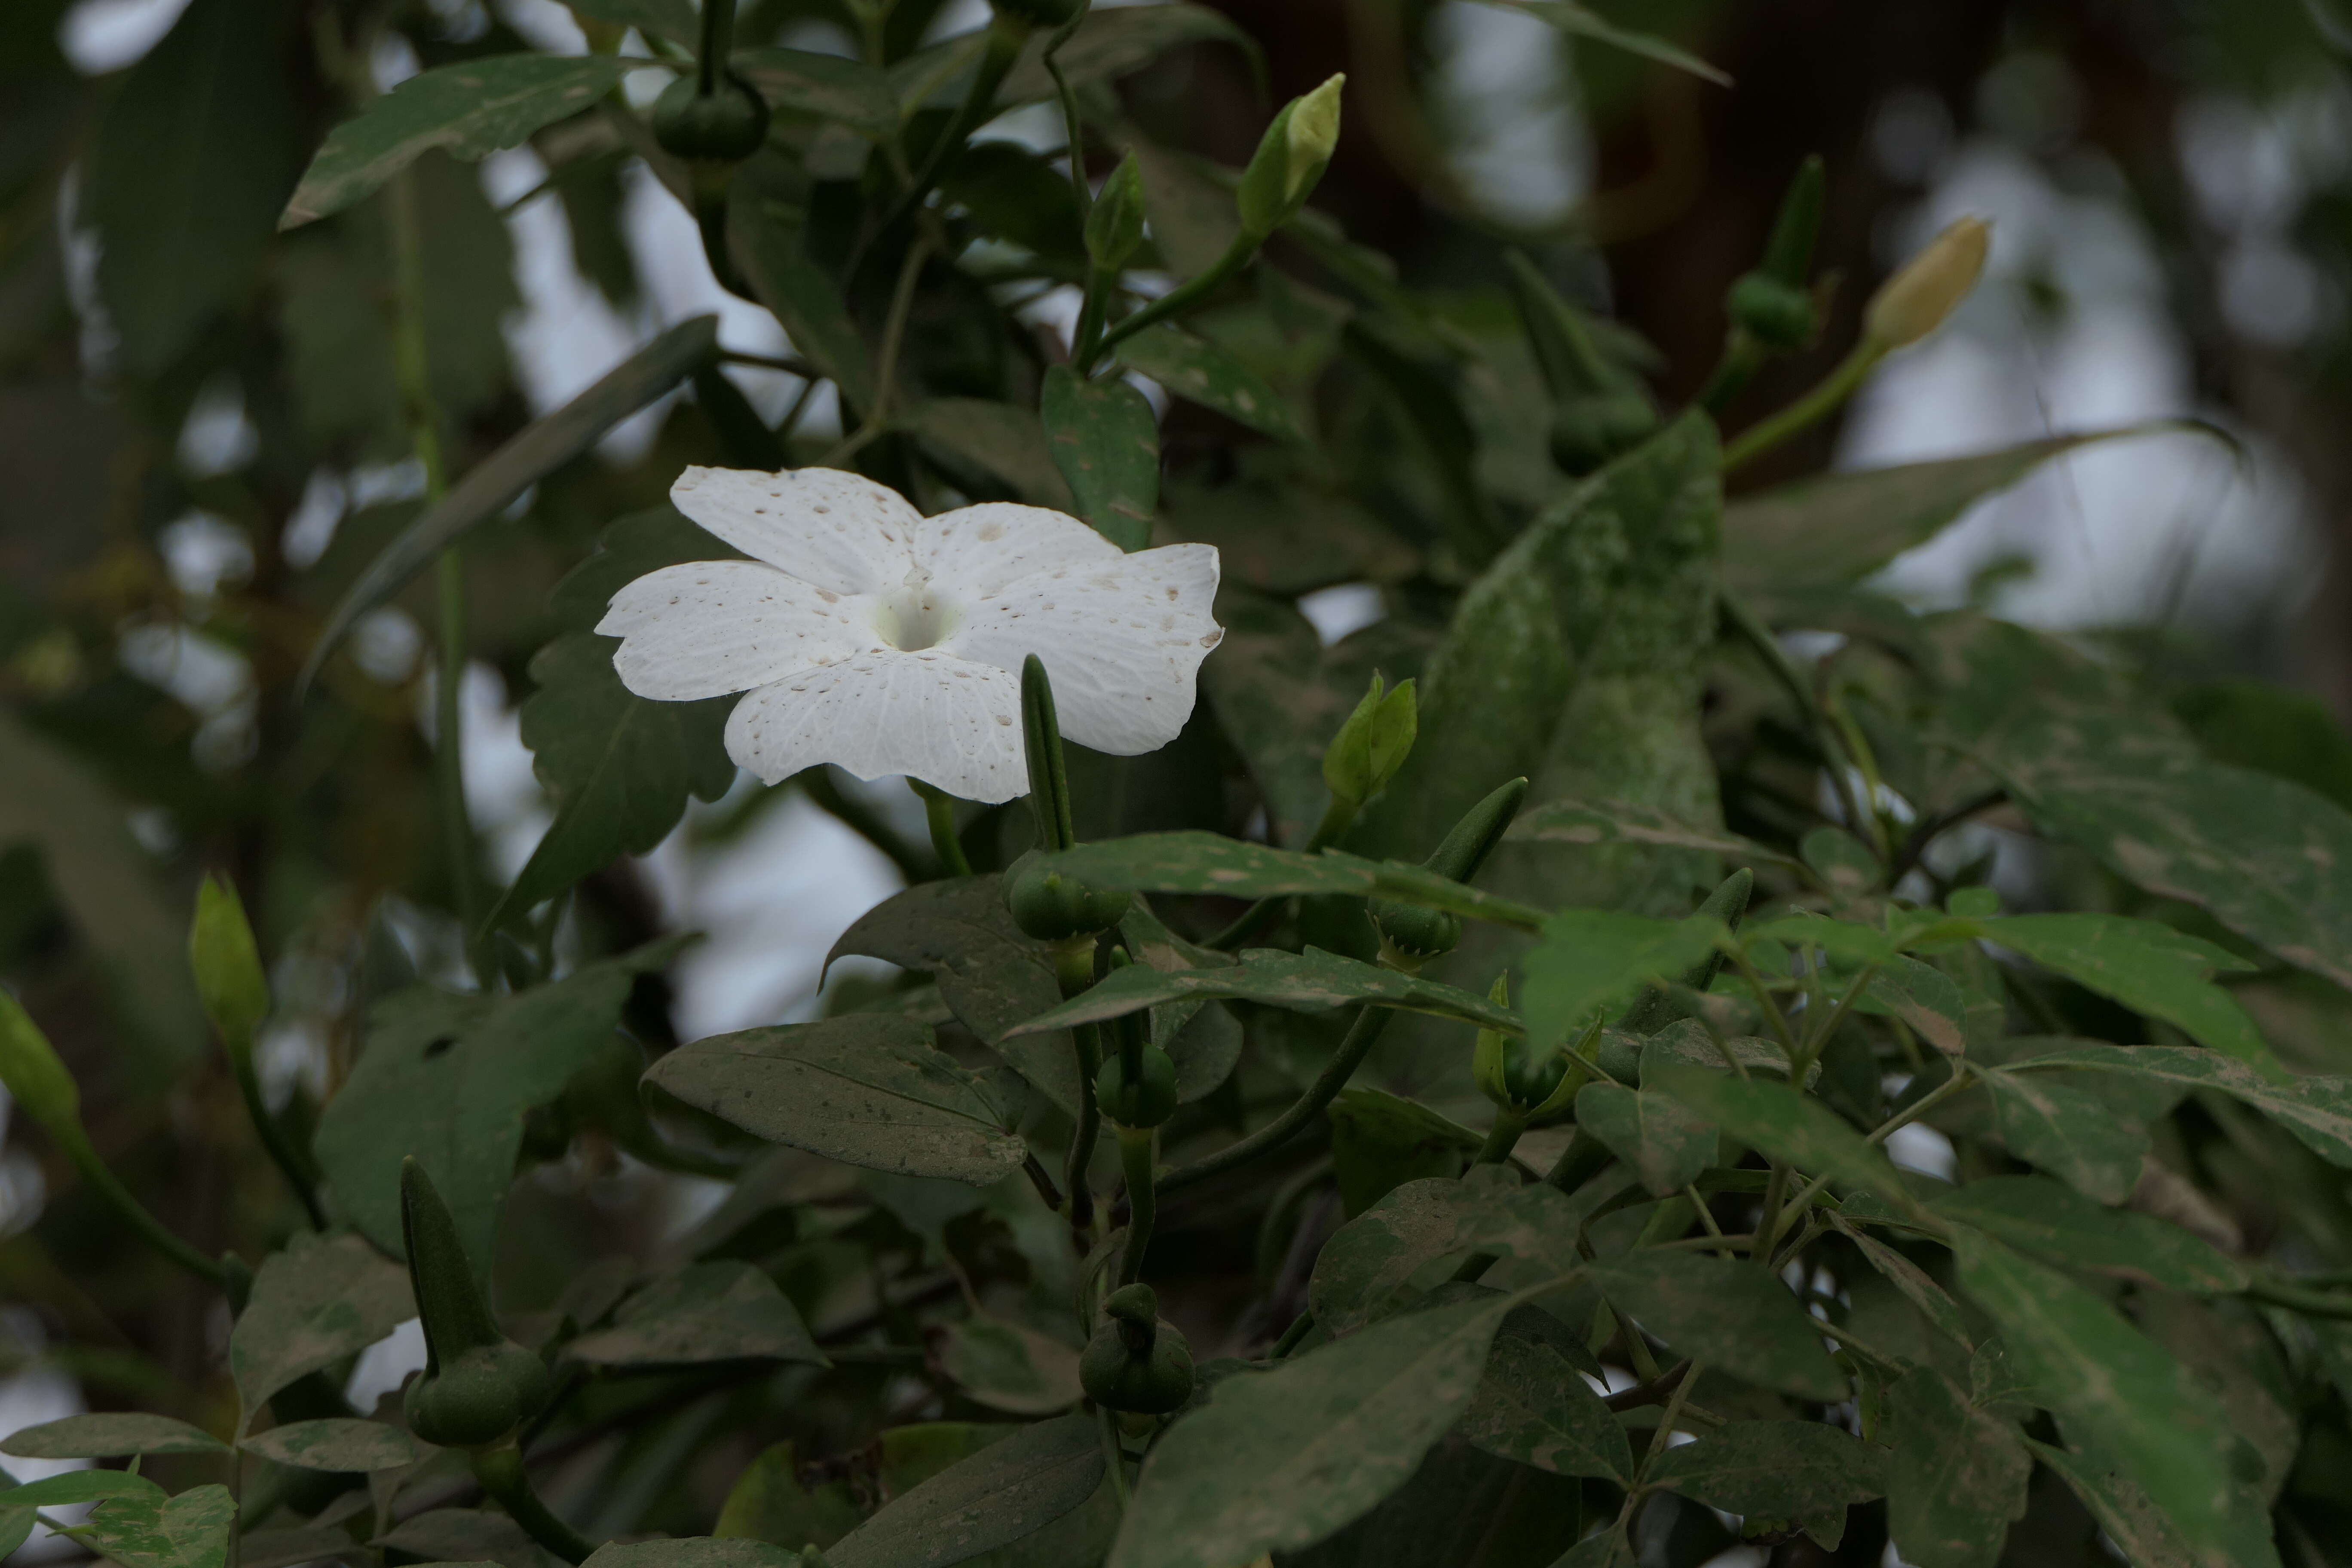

1884,1122,1958,1182
345,1319,427,1415
1296,583,1387,646
1429,1,1590,226
56,0,188,74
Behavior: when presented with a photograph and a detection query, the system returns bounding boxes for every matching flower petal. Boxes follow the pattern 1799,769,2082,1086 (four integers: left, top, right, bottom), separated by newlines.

599,561,877,701
942,542,1223,755
670,467,920,594
912,502,1121,596
723,650,1029,803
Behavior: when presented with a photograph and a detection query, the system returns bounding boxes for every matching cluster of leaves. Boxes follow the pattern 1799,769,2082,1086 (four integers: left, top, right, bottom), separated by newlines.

14,3,2352,1568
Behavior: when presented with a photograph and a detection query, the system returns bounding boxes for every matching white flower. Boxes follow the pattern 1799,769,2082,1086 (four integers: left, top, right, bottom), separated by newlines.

597,467,1224,804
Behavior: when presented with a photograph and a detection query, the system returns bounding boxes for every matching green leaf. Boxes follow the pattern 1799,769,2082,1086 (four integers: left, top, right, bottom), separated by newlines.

375,1508,548,1568
584,1541,801,1568
644,1013,1028,1186
314,941,682,1263
1041,368,1158,550
1571,1084,1713,1197
566,1262,827,1368
1166,486,1417,596
2025,1439,2198,1568
1007,946,1518,1039
1038,833,1547,930
240,1418,431,1473
715,1440,862,1553
1885,1369,2031,1568
302,316,719,690
1930,1176,2246,1294
1329,1087,1480,1217
726,176,875,408
1861,956,1970,1056
2008,1044,2352,1168
829,876,1082,1116
1947,1228,2278,1568
1458,1335,1631,1483
734,49,897,133
89,0,302,372
828,1414,1104,1568
1647,1064,1924,1219
1476,0,1730,85
80,1483,234,1568
1721,430,2195,595
1975,1069,2150,1205
1833,1217,1972,1350
0,1472,166,1508
2172,679,2352,814
1127,136,1240,282
934,1315,1084,1416
941,143,1084,262
1520,911,1722,1053
904,400,1077,511
1647,1421,1886,1549
1586,1251,1846,1400
566,0,697,45
285,56,627,227
1506,799,1799,875
1116,326,1304,444
230,1231,416,1426
1108,1295,1513,1568
1000,4,1260,102
1983,913,2275,1074
1308,1169,1519,1335
1,1414,224,1459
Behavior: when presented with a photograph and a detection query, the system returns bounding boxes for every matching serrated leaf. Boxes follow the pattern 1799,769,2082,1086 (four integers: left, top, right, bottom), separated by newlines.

230,1230,415,1427
1,1414,224,1459
1930,1176,2246,1294
302,316,718,689
1008,945,1516,1039
1886,1369,2030,1568
644,1013,1028,1185
285,55,628,227
2012,1044,2352,1169
80,1483,234,1568
1042,368,1157,550
1647,1421,1886,1548
1519,913,1722,1051
240,1418,431,1473
314,940,684,1264
1947,1228,2278,1568
1458,1335,1630,1483
567,1261,827,1368
2026,1439,2196,1568
1586,1251,1845,1400
1116,326,1303,444
828,1414,1103,1568
1571,1084,1713,1197
1108,1296,1513,1568
1976,1069,2150,1204
733,49,897,133
89,0,302,373
904,399,1076,510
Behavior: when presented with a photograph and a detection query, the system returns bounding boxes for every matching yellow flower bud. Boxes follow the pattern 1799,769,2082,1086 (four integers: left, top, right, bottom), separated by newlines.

1865,217,1991,349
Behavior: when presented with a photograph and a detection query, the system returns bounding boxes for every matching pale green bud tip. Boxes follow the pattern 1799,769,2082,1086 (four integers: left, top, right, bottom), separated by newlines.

1321,673,1416,806
0,991,80,1132
1285,74,1345,197
1865,216,1991,349
191,875,270,1057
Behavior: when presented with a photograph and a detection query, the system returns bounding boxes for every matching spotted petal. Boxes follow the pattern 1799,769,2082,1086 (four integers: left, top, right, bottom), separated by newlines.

670,467,920,596
912,503,1122,597
942,542,1222,755
600,561,877,701
724,651,1028,802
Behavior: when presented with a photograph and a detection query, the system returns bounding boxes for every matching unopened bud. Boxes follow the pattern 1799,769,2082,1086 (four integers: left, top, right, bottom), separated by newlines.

1471,973,1513,1107
1322,674,1416,810
1865,217,1990,349
1237,75,1344,237
0,991,80,1135
1086,152,1146,272
191,875,271,1062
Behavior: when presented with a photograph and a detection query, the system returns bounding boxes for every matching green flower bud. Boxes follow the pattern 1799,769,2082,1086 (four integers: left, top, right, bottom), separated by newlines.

1080,1284,1194,1414
1368,777,1526,969
1725,273,1815,351
1422,777,1528,888
1237,74,1344,238
0,989,80,1135
989,0,1082,26
1367,903,1460,971
399,1158,551,1450
1865,216,1991,349
651,74,771,162
190,874,270,1061
1006,856,1130,943
1548,391,1659,476
1086,152,1147,273
1758,154,1825,288
1095,1044,1178,1129
1322,674,1417,811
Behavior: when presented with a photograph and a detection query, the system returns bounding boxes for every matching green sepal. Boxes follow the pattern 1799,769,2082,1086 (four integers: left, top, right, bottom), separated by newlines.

1725,274,1814,350
1085,152,1147,272
650,75,770,162
1006,853,1131,943
1366,777,1526,964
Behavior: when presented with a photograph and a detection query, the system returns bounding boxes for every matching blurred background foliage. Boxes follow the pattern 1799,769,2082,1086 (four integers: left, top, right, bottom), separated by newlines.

5,0,2352,1556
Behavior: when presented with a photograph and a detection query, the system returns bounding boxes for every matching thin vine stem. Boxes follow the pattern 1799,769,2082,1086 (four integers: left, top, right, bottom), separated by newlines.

1158,1003,1396,1197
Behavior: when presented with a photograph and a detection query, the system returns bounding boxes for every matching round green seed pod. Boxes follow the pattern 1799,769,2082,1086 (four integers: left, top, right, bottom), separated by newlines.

1095,1047,1178,1129
1367,898,1461,966
1079,1299,1195,1415
1726,273,1815,349
404,1341,553,1450
1006,859,1130,943
651,75,772,162
1503,1044,1572,1109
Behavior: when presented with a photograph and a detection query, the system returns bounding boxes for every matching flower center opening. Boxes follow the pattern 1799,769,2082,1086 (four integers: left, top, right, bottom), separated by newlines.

873,582,958,652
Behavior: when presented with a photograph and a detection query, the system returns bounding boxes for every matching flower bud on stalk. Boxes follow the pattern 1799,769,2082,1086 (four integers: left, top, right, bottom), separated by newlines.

399,1158,553,1450
191,874,270,1063
1724,155,1825,351
1865,217,1991,349
1367,776,1528,970
1237,75,1345,239
1322,674,1416,817
1085,153,1148,273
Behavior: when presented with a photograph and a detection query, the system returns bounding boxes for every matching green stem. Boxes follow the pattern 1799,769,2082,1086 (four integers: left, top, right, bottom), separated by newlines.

1631,1360,1701,1480
910,781,972,877
1158,1003,1394,1197
1098,1404,1131,1508
1271,1309,1317,1358
1696,331,1764,413
471,1444,592,1565
1473,1108,1526,1167
1721,588,1868,851
1773,1064,1975,1246
695,0,736,96
1044,9,1093,217
1071,264,1115,370
59,1127,226,1285
1117,1127,1156,1285
1082,230,1257,374
227,1059,326,1229
1056,943,1102,1232
1753,1161,1787,1273
1719,338,1884,473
